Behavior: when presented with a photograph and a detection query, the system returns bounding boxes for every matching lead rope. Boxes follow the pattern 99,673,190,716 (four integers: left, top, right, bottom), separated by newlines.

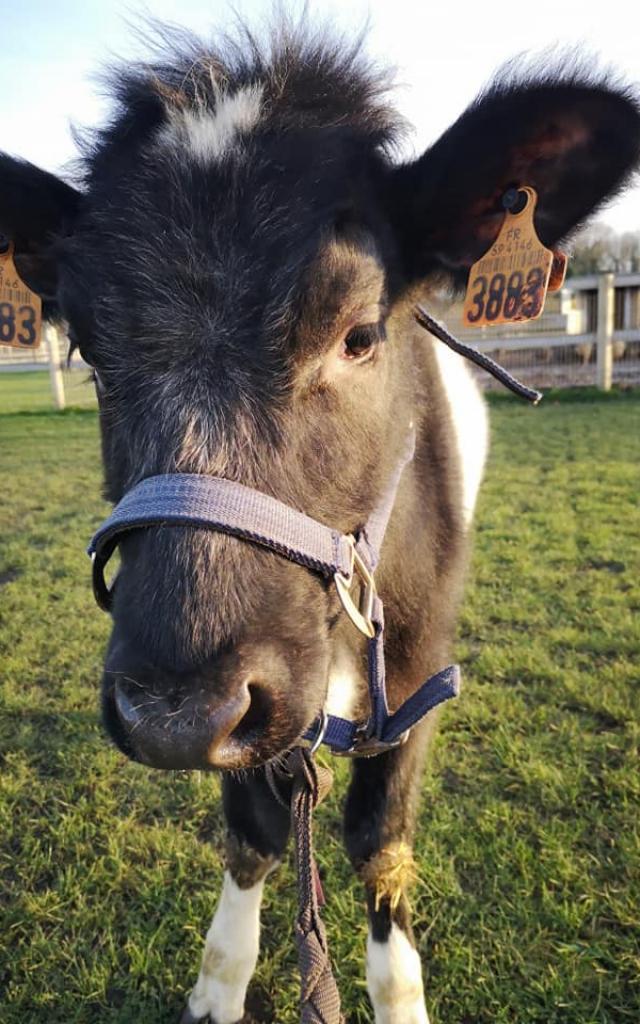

267,748,345,1024
413,304,543,405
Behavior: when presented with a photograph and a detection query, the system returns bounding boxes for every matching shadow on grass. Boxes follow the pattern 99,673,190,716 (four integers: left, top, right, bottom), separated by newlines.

0,708,103,761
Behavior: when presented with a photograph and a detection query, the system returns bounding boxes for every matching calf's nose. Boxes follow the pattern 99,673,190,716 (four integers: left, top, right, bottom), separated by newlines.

110,673,271,769
114,675,257,765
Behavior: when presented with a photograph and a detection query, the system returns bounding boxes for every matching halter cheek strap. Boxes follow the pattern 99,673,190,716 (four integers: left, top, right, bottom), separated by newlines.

87,426,460,756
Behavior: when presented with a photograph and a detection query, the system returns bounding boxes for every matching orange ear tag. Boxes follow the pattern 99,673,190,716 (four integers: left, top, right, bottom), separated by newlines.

463,186,557,327
0,241,42,349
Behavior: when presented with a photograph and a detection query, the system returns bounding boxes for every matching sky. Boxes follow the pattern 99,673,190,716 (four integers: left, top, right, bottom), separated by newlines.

2,0,640,232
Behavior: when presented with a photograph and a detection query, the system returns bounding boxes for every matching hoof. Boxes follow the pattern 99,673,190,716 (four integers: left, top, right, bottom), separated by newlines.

179,1007,208,1024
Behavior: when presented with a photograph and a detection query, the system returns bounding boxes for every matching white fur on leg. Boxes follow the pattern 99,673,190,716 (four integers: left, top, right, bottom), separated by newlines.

366,923,430,1024
188,871,264,1024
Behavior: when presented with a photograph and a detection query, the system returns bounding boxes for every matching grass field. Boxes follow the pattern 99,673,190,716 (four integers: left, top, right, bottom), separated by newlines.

1,372,639,1024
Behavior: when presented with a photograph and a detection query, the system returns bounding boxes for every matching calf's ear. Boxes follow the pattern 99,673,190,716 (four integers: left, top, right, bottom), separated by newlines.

0,155,81,312
388,71,640,289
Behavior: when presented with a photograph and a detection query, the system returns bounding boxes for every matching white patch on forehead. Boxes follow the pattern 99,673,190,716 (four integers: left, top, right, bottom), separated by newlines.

162,84,264,164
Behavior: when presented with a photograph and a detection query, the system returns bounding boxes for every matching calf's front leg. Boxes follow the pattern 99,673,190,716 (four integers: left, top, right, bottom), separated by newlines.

181,770,290,1024
344,717,438,1024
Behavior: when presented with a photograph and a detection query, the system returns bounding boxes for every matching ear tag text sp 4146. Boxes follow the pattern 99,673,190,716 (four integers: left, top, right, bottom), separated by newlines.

463,186,563,327
0,240,42,349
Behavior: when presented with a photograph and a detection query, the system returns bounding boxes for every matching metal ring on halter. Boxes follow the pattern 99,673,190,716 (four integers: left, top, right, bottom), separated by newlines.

333,535,377,639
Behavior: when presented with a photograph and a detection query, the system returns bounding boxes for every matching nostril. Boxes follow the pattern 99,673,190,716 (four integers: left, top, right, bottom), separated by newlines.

109,668,277,770
228,682,273,745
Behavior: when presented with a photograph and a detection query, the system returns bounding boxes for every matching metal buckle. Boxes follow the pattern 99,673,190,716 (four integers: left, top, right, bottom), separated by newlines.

334,536,376,639
333,723,409,758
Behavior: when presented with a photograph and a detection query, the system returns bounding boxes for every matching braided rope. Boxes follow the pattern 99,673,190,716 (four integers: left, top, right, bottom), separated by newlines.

268,749,344,1024
414,304,543,405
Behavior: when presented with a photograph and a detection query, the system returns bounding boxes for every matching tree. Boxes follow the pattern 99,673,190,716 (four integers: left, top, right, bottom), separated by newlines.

568,221,640,275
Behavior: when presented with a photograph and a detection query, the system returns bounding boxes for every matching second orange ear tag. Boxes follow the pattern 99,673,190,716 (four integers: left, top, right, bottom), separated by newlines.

0,241,42,349
462,186,560,327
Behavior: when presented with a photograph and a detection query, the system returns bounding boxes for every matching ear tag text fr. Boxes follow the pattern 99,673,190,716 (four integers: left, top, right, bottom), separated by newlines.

463,186,561,327
0,240,42,349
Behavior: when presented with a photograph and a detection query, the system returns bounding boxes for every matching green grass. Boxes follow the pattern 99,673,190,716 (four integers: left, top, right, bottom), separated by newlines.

0,369,96,414
1,373,639,1024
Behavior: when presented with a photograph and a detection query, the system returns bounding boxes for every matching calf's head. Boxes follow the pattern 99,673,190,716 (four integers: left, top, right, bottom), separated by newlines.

2,28,638,769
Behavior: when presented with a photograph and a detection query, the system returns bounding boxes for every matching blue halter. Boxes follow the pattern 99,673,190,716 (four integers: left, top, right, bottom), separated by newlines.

87,423,459,757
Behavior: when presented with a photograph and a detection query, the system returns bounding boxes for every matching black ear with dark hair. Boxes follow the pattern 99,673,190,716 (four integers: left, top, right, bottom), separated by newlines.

389,71,640,289
0,155,81,312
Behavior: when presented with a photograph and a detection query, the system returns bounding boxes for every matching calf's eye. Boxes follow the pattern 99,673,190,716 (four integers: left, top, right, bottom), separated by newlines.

341,322,386,362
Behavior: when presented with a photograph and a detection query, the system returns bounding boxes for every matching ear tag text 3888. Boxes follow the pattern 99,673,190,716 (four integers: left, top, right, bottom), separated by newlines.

462,186,561,327
0,240,42,350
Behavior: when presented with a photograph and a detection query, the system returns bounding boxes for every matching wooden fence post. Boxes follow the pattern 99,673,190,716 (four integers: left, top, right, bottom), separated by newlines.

46,323,66,410
596,273,614,391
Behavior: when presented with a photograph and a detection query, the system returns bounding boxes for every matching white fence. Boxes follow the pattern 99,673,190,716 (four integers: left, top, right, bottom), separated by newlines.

0,324,88,410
